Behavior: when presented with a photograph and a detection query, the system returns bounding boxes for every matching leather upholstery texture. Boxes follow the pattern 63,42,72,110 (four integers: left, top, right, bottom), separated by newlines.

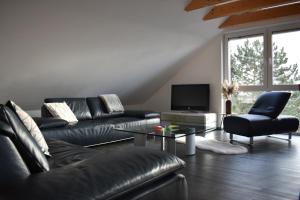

1,139,187,200
86,97,105,119
33,117,68,129
0,105,50,173
86,97,124,119
124,110,161,119
41,117,160,146
44,98,92,120
0,134,30,185
224,114,299,137
100,117,160,129
42,122,133,146
248,92,291,118
120,174,188,200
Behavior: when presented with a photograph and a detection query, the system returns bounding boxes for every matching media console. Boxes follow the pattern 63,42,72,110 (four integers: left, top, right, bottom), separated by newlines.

161,111,217,130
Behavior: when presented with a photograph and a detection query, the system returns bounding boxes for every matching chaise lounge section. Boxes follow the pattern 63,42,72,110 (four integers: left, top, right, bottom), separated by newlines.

224,91,299,144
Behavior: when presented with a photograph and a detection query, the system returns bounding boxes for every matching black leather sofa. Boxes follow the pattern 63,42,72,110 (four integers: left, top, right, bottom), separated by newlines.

224,92,299,144
0,104,188,200
38,97,160,146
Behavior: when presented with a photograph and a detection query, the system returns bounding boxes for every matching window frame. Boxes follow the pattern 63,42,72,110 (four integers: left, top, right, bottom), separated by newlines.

223,22,300,92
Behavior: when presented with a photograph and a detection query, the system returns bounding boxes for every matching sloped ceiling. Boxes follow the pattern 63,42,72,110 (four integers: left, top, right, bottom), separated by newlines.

0,0,223,109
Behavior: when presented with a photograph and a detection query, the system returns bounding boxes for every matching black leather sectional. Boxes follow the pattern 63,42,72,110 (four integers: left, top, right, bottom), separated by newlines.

0,103,188,200
38,97,160,146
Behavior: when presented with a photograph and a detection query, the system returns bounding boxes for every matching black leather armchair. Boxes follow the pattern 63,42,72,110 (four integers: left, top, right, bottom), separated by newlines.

224,92,299,144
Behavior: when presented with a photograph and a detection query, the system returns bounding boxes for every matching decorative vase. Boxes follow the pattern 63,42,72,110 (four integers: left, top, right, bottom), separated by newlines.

225,99,232,114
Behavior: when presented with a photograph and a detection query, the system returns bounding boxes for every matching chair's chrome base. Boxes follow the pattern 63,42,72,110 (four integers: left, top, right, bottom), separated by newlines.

267,133,292,141
230,133,292,146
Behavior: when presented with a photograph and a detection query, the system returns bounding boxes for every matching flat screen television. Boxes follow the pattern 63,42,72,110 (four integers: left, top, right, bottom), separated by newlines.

171,84,209,112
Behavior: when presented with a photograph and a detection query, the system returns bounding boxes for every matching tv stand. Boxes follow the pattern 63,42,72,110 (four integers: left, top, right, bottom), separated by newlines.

161,111,217,129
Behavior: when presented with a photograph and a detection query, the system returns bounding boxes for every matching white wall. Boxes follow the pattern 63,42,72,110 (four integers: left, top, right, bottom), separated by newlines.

0,0,222,110
138,34,223,113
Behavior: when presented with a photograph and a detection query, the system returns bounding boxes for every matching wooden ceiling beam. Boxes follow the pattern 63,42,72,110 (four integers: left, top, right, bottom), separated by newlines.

185,0,232,11
204,0,298,20
219,2,300,28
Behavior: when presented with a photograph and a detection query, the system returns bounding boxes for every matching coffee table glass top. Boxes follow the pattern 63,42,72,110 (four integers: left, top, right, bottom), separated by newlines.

114,123,213,138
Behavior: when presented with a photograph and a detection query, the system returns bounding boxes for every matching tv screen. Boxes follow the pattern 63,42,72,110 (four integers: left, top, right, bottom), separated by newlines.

171,84,209,111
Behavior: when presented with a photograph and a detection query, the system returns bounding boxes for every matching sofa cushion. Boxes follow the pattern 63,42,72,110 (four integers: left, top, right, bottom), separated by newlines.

224,114,299,136
45,98,92,120
0,105,49,173
6,100,50,156
11,144,185,200
0,122,31,184
86,97,105,119
47,139,98,168
86,97,124,119
248,92,291,118
101,117,160,129
33,117,68,129
41,120,134,146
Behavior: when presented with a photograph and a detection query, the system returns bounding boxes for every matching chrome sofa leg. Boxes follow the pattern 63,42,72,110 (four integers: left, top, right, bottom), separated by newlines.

249,137,253,145
288,133,292,140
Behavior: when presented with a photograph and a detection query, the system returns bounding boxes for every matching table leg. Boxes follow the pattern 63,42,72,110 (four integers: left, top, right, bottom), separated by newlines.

186,133,196,155
161,137,166,151
134,134,147,146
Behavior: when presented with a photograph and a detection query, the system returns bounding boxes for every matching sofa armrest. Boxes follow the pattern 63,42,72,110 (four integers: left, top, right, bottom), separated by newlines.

33,117,68,129
124,110,160,119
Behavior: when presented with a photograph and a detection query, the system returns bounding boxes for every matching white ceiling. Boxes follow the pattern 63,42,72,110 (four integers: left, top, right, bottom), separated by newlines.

0,0,223,109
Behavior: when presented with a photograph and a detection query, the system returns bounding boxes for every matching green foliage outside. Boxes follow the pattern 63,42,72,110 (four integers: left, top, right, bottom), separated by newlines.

231,39,264,85
230,39,300,121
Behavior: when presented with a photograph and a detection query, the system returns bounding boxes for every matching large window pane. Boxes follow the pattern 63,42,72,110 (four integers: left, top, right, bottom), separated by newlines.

232,91,261,114
228,35,264,86
282,91,300,120
272,30,300,85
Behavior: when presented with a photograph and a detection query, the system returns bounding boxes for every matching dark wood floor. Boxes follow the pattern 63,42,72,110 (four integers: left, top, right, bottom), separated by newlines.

94,131,300,200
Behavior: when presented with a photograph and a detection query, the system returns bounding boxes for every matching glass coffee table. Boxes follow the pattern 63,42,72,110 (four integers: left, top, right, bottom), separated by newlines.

114,124,215,156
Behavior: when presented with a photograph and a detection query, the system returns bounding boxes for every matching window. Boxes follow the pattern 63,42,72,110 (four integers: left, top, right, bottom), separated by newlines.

272,30,300,85
228,35,264,86
224,23,300,121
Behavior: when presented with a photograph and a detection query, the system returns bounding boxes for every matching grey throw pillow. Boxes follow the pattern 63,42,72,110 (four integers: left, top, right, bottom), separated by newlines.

99,94,124,113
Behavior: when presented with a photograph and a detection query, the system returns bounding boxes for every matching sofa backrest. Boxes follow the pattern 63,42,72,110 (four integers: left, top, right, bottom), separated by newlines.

42,97,124,120
0,121,31,186
248,91,291,118
86,97,124,119
44,98,92,120
0,105,50,173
